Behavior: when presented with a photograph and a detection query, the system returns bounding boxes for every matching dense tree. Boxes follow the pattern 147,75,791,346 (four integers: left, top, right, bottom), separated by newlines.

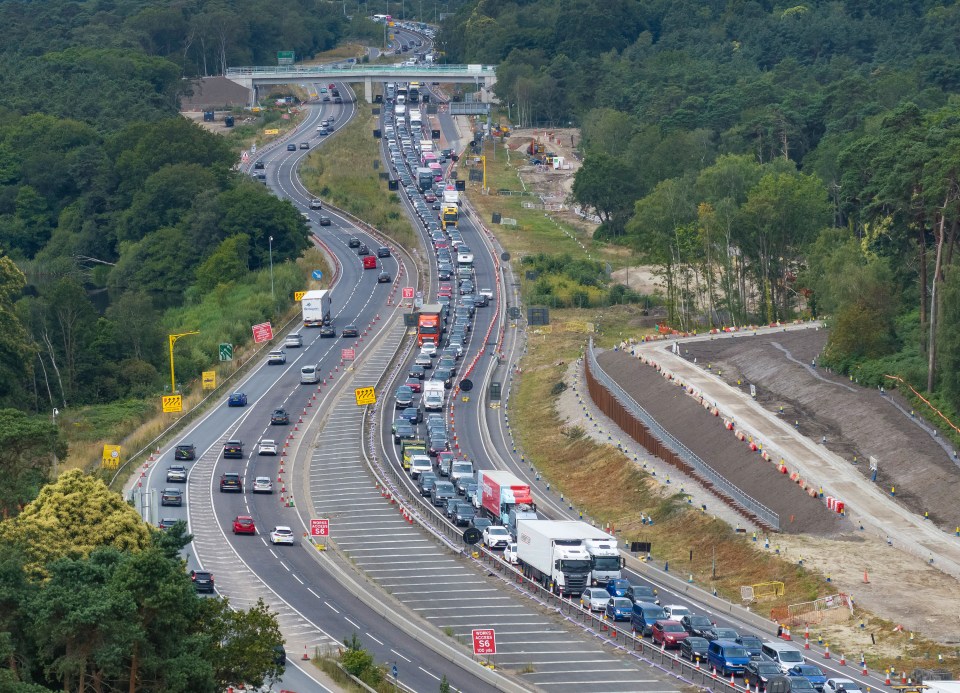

0,469,151,577
0,409,66,519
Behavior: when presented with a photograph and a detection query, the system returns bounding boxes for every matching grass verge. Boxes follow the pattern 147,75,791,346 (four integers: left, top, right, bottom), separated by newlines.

299,110,417,249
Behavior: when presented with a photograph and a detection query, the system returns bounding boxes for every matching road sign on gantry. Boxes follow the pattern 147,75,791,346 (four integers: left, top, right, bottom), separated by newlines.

354,387,376,406
310,518,329,537
252,322,273,343
472,629,496,655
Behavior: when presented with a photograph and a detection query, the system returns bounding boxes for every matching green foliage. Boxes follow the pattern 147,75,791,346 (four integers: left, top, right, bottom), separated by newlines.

0,409,66,518
339,632,382,685
0,469,151,577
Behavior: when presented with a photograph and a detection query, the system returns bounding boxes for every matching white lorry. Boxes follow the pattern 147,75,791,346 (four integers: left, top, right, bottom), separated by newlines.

301,290,331,327
515,519,593,597
442,184,459,206
423,379,445,411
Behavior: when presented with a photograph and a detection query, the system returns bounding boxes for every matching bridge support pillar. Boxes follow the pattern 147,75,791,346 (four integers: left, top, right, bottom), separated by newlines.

364,77,372,104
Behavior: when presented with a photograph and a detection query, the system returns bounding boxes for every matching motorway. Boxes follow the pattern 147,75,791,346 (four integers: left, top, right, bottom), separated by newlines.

134,26,896,692
135,65,508,691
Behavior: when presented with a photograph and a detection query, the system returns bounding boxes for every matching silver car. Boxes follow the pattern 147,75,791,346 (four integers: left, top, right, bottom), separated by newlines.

581,587,609,612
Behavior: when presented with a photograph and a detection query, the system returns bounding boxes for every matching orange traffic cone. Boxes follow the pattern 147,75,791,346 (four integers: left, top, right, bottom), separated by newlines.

884,670,891,686
863,570,870,583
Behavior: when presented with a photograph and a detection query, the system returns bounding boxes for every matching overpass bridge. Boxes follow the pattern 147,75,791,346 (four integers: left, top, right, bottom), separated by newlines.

224,64,497,106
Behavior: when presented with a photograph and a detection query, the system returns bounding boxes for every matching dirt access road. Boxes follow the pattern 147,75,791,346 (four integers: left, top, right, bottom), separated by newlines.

605,326,960,644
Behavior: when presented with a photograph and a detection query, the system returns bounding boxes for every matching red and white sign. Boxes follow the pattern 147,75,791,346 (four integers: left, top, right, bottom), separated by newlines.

252,322,274,343
341,348,356,360
402,287,415,300
471,629,496,655
310,518,329,537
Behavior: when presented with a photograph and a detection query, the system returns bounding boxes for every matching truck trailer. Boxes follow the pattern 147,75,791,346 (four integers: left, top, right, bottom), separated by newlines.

477,470,535,527
515,519,592,597
301,290,332,327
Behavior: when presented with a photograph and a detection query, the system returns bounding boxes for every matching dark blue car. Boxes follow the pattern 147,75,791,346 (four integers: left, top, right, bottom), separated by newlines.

606,578,630,597
605,597,633,621
228,392,248,407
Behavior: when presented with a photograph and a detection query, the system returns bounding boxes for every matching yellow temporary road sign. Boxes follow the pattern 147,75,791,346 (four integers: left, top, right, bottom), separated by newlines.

101,444,121,469
202,371,216,390
294,291,306,301
162,395,183,413
264,128,280,135
354,387,376,406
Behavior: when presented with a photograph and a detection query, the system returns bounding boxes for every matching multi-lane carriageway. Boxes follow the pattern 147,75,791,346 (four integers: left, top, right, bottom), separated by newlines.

132,57,893,692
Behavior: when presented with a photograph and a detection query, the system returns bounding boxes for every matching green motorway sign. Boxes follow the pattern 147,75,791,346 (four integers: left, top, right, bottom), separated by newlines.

219,343,233,361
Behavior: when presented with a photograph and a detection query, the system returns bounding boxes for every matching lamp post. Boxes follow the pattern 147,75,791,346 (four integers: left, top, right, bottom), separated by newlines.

269,235,275,306
168,331,200,394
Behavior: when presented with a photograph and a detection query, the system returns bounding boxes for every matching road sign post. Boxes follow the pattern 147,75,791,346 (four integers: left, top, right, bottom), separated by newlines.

201,371,216,390
472,628,496,656
161,395,182,413
219,343,234,361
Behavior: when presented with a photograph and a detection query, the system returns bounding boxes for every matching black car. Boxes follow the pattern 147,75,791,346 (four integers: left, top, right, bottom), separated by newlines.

223,440,243,459
681,614,714,637
175,444,196,461
270,408,289,425
348,237,361,248
357,244,370,256
393,421,416,444
254,160,265,169
408,364,426,380
445,497,461,519
318,216,332,226
418,472,438,496
432,368,454,388
378,271,392,283
377,246,391,258
703,626,739,642
471,517,493,531
320,324,336,338
191,570,215,593
745,660,784,690
454,502,476,526
400,406,422,425
626,583,660,605
737,634,763,659
679,636,710,663
341,325,359,338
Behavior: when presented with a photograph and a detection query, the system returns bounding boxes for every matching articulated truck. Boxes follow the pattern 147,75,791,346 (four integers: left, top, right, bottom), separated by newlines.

515,519,592,597
476,470,536,529
301,290,332,327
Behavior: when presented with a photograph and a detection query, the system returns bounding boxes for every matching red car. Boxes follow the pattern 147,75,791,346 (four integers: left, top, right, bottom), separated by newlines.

437,283,453,298
404,377,422,393
652,620,689,648
233,515,256,535
424,193,437,203
363,256,377,270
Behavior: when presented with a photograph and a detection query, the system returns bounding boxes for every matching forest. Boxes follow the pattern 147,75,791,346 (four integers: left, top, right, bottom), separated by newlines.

441,0,960,417
0,0,367,412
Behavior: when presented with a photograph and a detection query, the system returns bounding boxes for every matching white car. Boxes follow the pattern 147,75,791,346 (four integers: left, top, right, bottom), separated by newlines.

482,525,511,549
267,350,286,365
410,454,433,479
662,604,691,621
580,587,609,612
258,439,278,455
456,247,474,264
503,542,519,564
270,526,295,545
252,476,273,493
826,680,863,693
419,342,437,358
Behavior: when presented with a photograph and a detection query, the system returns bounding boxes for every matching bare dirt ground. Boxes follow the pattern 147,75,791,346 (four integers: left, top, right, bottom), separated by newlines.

594,331,960,645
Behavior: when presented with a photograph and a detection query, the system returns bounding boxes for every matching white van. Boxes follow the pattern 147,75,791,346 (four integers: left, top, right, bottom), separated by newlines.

760,641,805,673
300,364,320,384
